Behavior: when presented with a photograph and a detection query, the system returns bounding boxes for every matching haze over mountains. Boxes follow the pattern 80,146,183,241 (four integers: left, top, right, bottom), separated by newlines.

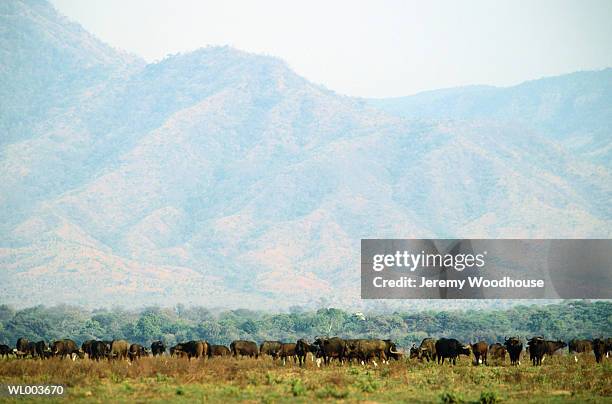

1,0,610,309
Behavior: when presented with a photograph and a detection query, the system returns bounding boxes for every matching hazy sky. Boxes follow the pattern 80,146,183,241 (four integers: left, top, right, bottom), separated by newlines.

51,0,612,98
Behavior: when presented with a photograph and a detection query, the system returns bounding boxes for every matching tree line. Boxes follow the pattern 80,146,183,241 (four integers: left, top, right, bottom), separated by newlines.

0,301,608,349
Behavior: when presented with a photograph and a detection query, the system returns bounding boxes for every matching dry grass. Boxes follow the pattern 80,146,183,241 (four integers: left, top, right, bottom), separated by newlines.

0,355,610,403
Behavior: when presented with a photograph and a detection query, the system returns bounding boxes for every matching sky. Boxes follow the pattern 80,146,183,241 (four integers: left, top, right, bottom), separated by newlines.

51,0,612,98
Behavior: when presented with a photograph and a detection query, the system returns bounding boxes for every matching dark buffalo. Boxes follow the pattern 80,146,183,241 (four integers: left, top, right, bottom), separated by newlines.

606,338,612,357
471,341,488,366
542,340,567,362
0,344,13,358
409,344,419,359
175,340,208,360
35,341,49,359
51,339,82,360
489,343,507,363
279,342,297,364
568,339,592,354
128,344,147,361
313,337,346,366
504,337,523,366
295,339,315,366
344,339,360,363
527,337,546,366
110,340,129,360
260,341,282,359
170,344,186,357
346,339,388,366
208,345,231,357
412,338,437,362
230,340,258,358
81,340,96,358
568,339,592,362
435,338,471,365
383,339,402,361
25,341,38,358
151,341,166,356
593,338,606,363
91,341,109,361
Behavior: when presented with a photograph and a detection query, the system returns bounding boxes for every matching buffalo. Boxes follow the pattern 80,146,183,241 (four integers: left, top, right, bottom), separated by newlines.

345,339,390,366
542,340,567,362
593,338,606,363
384,339,402,361
489,343,507,363
527,337,545,366
170,344,186,358
295,338,315,366
0,344,13,359
15,338,30,358
411,338,436,362
471,341,488,366
260,341,282,359
151,340,166,356
35,341,49,359
16,338,29,353
110,339,129,360
313,337,346,366
102,341,112,353
409,344,419,359
51,339,82,360
504,337,522,365
279,342,297,365
175,340,208,360
435,338,471,365
230,340,258,358
25,341,38,358
568,339,592,362
91,341,109,361
344,339,360,363
128,344,147,361
81,340,96,358
208,344,231,357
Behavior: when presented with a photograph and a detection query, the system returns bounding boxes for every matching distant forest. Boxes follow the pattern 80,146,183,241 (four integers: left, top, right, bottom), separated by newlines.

0,301,609,349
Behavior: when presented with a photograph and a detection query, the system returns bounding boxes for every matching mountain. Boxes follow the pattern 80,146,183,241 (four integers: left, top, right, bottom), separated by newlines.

366,69,612,166
0,0,143,143
1,0,610,309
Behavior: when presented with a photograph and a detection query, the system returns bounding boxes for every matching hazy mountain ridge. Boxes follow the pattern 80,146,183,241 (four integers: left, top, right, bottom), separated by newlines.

1,0,610,309
366,69,612,166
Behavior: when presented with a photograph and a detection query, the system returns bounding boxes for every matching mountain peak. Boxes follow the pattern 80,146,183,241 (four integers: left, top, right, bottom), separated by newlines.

147,45,301,88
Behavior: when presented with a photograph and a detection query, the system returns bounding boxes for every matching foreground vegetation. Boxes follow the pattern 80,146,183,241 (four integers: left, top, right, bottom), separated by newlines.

0,355,610,403
1,301,610,349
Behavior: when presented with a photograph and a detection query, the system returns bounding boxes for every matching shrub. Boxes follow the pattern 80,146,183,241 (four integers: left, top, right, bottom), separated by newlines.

439,391,464,404
290,378,306,396
478,391,500,404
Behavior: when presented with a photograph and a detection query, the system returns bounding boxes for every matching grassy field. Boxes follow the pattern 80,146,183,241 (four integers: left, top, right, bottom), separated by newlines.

0,355,610,403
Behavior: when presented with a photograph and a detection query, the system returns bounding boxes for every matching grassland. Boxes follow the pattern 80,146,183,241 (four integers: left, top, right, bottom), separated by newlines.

0,355,610,403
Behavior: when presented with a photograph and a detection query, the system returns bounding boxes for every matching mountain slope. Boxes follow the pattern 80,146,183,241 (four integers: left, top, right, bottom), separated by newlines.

366,69,612,165
0,0,144,234
0,0,610,309
0,0,142,143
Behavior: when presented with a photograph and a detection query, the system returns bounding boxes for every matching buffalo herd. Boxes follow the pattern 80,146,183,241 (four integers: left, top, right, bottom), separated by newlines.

1,336,610,367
